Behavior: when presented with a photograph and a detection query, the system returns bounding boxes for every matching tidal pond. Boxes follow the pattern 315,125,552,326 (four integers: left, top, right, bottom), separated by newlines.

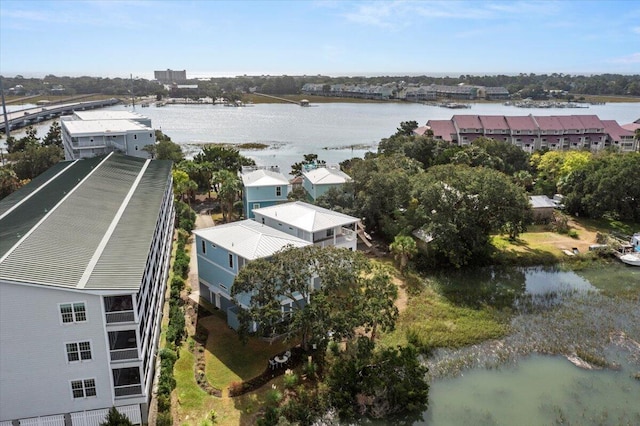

424,354,640,425
407,264,640,425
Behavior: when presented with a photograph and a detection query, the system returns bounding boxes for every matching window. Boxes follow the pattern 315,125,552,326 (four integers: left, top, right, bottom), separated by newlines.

201,240,206,254
326,228,334,238
66,341,92,363
253,203,260,210
134,135,137,140
228,254,234,269
276,186,282,197
60,302,87,323
71,379,96,398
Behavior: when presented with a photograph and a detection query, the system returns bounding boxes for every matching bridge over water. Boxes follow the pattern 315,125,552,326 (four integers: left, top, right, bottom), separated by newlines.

1,98,121,133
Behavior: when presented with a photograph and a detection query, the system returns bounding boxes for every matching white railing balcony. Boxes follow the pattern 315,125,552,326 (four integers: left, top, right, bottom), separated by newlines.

114,384,143,398
314,227,357,248
106,310,135,324
110,348,139,362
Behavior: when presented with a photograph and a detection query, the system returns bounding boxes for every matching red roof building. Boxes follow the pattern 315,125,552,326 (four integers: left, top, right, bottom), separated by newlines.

417,114,636,153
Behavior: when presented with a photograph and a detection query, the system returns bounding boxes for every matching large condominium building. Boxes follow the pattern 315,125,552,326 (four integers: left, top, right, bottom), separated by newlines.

60,111,155,161
153,69,187,83
0,154,174,425
423,114,638,152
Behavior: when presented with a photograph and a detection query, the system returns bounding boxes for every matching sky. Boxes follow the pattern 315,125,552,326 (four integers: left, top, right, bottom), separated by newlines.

1,0,639,79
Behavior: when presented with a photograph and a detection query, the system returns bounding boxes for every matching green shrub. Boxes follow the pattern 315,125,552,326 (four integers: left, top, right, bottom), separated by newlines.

567,229,579,239
171,276,185,291
156,412,173,426
159,348,177,365
282,372,298,390
157,394,171,412
157,371,176,396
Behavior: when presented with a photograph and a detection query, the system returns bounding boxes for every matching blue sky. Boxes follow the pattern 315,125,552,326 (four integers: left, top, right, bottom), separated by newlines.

1,0,639,78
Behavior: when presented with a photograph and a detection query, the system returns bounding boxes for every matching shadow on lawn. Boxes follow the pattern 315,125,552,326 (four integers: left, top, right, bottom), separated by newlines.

191,300,300,396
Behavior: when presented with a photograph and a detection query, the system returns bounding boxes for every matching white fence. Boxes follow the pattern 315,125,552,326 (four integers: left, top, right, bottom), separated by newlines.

17,414,65,426
70,405,141,426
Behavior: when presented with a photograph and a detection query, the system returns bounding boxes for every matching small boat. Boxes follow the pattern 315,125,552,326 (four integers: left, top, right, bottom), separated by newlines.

619,253,640,266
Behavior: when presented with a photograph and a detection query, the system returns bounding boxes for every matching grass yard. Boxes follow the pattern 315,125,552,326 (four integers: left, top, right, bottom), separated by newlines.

200,310,291,390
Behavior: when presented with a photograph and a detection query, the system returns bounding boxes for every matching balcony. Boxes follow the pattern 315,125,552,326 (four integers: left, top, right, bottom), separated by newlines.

314,227,356,248
106,311,135,323
113,367,142,398
109,330,138,362
114,384,143,398
104,295,135,324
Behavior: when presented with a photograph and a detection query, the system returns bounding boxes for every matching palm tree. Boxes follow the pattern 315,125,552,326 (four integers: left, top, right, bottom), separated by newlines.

389,235,417,274
214,170,241,222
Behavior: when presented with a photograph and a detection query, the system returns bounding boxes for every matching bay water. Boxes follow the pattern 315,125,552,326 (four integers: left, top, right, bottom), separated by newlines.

6,101,639,174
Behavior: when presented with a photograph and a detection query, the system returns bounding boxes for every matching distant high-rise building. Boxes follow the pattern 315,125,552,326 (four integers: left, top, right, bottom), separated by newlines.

154,69,187,83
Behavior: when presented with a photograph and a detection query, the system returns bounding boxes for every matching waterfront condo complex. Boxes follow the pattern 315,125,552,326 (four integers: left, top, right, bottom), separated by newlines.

420,114,638,152
60,111,155,161
0,154,174,425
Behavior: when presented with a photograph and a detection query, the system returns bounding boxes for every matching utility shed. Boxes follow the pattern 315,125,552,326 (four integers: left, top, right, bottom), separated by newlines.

529,195,556,223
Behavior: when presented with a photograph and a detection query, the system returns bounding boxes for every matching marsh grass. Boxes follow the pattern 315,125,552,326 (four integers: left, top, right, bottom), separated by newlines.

379,284,509,351
425,290,640,379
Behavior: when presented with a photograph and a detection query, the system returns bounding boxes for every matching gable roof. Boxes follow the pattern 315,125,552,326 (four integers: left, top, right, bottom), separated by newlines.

241,169,289,187
253,201,359,232
452,115,482,130
0,154,173,291
504,115,537,130
529,195,556,209
478,115,509,130
602,120,635,141
425,120,456,141
193,220,311,260
302,166,351,185
533,115,564,131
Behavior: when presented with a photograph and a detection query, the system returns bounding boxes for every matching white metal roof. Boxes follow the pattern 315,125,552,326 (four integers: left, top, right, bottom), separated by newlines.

62,119,150,135
241,169,290,187
252,201,359,232
529,195,556,209
193,220,311,260
72,111,148,121
302,167,351,185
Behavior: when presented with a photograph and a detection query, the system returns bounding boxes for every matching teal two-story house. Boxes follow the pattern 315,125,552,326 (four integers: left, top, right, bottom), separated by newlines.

302,165,352,201
193,220,310,330
241,166,290,218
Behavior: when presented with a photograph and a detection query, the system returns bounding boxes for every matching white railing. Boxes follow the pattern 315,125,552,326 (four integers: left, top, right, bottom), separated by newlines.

110,348,139,362
106,310,135,324
114,384,143,398
314,227,357,247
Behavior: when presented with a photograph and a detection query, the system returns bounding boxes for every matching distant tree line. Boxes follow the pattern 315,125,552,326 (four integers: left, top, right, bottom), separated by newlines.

3,72,640,98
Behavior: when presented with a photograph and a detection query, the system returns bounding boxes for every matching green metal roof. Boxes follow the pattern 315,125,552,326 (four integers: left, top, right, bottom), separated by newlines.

0,154,172,291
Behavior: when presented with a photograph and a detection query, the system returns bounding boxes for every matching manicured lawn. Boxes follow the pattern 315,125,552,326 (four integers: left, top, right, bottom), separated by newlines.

200,310,292,390
173,344,287,425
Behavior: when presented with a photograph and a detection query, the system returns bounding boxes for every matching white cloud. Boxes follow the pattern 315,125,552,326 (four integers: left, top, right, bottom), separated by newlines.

339,0,563,27
610,53,640,64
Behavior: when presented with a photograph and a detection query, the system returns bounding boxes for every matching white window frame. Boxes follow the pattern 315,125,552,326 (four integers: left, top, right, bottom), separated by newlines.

70,378,97,399
59,302,87,324
276,186,282,197
65,340,93,363
253,203,260,210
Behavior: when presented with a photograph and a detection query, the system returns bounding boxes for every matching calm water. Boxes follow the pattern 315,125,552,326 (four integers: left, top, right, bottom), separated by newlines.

374,264,640,426
6,101,639,173
423,354,640,426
